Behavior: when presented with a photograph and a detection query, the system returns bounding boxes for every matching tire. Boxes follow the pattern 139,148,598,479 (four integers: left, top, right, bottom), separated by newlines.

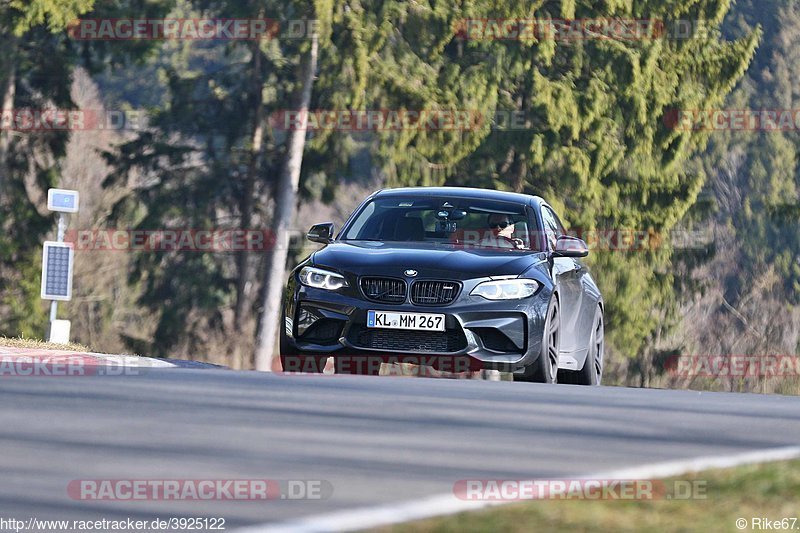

333,356,382,376
560,305,603,385
280,354,328,373
516,295,560,383
279,321,328,373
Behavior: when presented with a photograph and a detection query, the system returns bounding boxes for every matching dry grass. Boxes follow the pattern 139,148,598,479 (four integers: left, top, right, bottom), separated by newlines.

0,335,91,352
384,459,800,533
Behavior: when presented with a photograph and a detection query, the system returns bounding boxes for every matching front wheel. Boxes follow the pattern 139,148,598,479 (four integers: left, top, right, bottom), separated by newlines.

516,296,560,383
560,306,603,385
280,353,329,373
279,328,329,373
333,356,382,376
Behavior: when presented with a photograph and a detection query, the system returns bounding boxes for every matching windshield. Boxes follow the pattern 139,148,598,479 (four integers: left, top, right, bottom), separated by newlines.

341,196,541,251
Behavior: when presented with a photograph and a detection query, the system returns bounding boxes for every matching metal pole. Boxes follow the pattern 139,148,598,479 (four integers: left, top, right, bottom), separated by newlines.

56,213,66,241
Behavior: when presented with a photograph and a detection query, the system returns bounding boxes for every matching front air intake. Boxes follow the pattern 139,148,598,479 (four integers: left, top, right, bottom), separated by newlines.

410,280,461,305
360,277,407,303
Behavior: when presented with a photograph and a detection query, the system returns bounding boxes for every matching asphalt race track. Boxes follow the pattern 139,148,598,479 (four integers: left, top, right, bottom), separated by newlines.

2,368,800,531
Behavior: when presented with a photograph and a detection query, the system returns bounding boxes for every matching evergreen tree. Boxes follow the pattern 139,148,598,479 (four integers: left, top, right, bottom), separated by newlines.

103,0,365,365
353,0,759,364
0,0,96,337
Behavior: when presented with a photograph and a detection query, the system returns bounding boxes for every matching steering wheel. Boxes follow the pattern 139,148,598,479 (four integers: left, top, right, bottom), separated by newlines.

495,234,525,249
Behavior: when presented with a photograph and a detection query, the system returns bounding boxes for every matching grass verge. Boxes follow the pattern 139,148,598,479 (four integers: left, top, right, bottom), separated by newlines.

383,459,800,533
0,335,91,352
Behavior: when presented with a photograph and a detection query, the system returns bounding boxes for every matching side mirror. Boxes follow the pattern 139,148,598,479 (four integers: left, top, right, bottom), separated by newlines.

553,235,589,257
307,222,335,244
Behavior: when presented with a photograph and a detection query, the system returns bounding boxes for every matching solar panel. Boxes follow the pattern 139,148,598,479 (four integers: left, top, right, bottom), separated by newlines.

41,241,74,300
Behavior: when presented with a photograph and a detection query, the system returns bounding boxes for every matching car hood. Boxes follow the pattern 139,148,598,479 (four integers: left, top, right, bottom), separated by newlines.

312,241,545,280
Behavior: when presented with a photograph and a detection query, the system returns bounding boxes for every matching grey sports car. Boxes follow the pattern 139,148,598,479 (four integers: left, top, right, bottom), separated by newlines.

281,187,604,384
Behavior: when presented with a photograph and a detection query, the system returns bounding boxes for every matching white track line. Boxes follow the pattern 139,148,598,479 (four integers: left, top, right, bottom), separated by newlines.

236,445,800,533
0,347,177,368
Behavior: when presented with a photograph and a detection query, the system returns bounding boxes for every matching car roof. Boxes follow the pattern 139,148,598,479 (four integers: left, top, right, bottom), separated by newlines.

374,186,542,206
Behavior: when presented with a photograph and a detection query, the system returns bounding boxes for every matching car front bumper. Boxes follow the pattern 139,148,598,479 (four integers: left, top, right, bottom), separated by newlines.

282,277,550,372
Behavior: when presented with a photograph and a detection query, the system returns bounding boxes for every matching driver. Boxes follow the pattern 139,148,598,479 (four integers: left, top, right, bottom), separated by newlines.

483,213,524,249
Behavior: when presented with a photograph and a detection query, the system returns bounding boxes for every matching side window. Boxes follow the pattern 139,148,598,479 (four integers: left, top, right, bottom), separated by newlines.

549,208,566,235
541,207,561,250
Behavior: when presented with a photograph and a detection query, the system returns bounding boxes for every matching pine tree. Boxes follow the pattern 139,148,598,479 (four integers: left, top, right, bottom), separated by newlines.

102,0,366,365
355,0,759,363
0,0,96,337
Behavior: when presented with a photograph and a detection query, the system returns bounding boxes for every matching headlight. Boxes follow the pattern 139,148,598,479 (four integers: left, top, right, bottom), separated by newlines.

471,279,540,300
299,266,348,290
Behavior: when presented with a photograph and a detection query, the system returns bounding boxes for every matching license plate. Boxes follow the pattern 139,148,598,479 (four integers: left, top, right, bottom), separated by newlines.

367,310,445,331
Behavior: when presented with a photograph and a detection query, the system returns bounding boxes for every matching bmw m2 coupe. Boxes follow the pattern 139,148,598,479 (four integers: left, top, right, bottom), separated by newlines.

280,187,604,384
